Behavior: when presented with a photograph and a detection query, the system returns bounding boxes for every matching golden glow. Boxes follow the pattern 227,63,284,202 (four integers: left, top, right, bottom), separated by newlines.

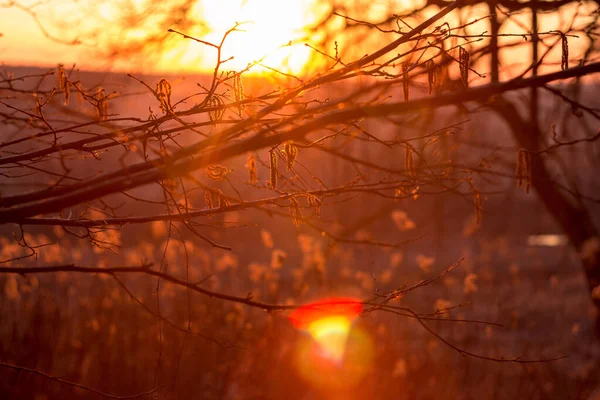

294,323,374,389
527,234,567,247
307,315,352,362
186,0,318,74
289,297,372,389
2,0,592,79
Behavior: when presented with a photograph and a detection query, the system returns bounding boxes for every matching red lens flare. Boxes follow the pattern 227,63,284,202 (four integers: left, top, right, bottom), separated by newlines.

288,296,363,330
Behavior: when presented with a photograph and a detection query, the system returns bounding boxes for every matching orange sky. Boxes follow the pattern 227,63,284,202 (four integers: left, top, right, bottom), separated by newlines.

1,2,81,67
0,0,594,79
0,0,325,74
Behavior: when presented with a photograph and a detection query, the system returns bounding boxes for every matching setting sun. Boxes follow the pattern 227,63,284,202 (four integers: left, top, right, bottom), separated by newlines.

178,0,319,74
2,0,599,397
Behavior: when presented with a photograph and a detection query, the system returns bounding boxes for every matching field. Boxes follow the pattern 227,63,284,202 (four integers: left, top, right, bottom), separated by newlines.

1,66,600,399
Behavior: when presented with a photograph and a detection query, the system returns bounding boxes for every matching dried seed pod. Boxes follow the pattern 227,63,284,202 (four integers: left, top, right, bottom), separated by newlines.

246,154,258,184
207,95,225,123
282,141,298,171
156,78,174,114
206,164,229,181
561,34,569,71
426,60,436,95
402,62,410,101
459,47,470,88
269,150,277,189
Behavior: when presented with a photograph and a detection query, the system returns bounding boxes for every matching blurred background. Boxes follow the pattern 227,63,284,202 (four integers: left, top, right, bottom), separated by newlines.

1,0,600,399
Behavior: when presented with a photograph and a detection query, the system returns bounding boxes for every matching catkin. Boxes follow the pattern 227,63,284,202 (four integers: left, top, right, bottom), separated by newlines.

516,149,532,193
205,190,214,218
205,190,214,209
233,74,244,116
156,78,173,114
306,194,322,217
64,80,71,106
405,145,415,177
207,95,224,123
290,198,303,228
283,141,298,171
217,190,230,208
57,65,70,105
95,88,108,120
459,47,470,88
57,65,66,91
206,164,229,181
246,155,258,184
402,62,410,101
269,150,277,189
427,60,436,95
474,190,483,224
561,34,569,71
75,82,84,107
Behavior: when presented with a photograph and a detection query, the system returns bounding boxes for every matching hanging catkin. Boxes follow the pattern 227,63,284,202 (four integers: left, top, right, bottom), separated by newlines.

427,60,436,95
95,88,108,120
459,47,470,88
402,62,410,101
207,95,225,123
405,145,415,177
269,150,277,189
516,149,532,193
561,34,569,71
283,141,298,171
156,78,174,114
289,198,303,228
246,154,258,184
233,74,244,116
474,190,483,224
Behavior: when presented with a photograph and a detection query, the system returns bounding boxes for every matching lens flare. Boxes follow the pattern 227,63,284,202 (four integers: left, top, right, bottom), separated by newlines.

289,297,374,388
289,297,363,330
307,315,352,362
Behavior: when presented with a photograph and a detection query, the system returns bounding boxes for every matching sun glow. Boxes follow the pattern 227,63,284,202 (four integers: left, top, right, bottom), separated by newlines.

289,297,374,388
307,315,352,362
178,0,319,75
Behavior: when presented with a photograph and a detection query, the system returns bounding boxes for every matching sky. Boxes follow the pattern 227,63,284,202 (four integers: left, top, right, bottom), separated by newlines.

0,0,595,79
0,0,325,74
1,3,82,67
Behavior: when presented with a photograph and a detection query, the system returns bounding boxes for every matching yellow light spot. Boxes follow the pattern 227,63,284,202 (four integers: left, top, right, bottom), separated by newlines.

527,234,567,247
307,315,351,362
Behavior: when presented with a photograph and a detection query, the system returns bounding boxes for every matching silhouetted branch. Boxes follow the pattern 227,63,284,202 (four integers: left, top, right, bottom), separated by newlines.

0,361,161,399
